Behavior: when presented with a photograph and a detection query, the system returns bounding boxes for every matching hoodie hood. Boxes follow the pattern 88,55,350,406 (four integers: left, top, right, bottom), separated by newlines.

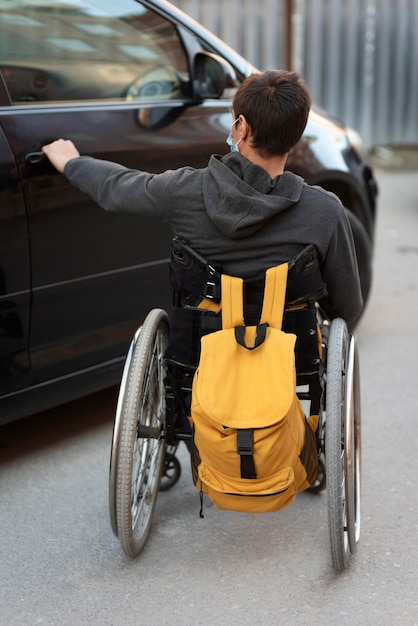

202,153,304,239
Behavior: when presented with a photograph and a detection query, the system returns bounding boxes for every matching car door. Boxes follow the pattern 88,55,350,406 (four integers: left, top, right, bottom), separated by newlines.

0,90,31,396
0,0,235,388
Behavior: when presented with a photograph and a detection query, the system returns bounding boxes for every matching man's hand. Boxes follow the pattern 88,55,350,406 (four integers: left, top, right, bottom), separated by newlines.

42,139,80,173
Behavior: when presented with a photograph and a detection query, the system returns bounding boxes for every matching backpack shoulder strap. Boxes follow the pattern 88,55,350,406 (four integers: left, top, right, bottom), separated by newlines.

221,262,289,330
260,263,289,329
220,274,245,329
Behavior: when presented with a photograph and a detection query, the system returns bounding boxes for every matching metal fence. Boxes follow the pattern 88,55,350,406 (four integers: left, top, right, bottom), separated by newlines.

172,0,418,148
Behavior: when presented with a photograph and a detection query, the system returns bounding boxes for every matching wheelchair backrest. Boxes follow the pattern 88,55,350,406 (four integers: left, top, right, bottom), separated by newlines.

166,237,326,375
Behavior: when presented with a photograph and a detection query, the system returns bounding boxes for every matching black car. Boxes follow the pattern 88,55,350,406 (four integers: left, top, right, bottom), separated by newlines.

0,0,377,424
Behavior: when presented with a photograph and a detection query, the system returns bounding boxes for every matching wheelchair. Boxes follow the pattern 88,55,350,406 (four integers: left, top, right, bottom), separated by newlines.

109,237,361,572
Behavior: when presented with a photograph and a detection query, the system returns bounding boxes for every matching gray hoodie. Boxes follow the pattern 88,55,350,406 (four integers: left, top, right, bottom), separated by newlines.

64,151,362,323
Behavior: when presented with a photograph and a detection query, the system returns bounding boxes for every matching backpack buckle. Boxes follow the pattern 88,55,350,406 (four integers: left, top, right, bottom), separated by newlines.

237,429,257,479
237,429,253,455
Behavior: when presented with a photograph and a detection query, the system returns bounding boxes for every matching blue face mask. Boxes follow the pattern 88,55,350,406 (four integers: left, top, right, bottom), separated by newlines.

226,118,241,152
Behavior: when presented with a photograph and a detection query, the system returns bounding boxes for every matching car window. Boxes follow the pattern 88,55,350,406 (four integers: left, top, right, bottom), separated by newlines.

0,0,191,104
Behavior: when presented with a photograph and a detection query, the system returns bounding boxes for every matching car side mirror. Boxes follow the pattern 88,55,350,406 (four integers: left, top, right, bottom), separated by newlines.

193,52,237,100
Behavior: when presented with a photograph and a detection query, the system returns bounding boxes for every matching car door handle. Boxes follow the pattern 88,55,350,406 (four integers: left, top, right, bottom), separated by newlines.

25,151,46,164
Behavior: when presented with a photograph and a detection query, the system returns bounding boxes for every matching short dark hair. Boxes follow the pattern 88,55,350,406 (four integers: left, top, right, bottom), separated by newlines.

232,70,312,155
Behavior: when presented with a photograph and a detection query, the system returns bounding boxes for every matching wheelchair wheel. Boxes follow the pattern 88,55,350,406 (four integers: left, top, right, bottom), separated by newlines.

325,318,361,571
159,445,182,492
306,454,326,493
109,309,169,557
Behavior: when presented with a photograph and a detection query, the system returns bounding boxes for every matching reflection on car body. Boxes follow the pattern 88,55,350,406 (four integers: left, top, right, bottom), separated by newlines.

0,0,377,424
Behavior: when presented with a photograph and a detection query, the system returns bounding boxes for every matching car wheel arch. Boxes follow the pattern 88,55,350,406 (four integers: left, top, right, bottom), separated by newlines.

311,174,375,241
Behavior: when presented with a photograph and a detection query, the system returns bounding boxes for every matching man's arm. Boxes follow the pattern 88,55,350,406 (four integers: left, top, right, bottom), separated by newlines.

42,139,173,218
320,208,363,325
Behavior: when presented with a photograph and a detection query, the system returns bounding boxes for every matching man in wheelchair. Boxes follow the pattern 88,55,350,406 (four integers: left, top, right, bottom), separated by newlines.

43,70,362,569
42,69,362,327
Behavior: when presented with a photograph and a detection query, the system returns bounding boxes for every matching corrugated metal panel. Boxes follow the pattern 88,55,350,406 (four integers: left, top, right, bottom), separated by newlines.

300,0,418,146
171,0,287,70
293,0,379,146
374,0,418,145
171,0,418,147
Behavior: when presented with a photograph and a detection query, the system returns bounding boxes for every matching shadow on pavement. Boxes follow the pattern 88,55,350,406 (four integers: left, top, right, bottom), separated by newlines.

0,386,118,464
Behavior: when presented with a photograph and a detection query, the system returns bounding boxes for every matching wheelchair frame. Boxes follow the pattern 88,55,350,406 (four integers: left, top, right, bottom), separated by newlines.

108,240,361,571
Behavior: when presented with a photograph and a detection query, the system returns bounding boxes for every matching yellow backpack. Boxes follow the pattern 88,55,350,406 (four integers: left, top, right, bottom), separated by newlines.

189,262,318,514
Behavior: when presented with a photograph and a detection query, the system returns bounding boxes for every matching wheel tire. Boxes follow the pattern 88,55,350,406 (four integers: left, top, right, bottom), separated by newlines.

109,309,169,557
326,318,351,571
344,334,361,553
